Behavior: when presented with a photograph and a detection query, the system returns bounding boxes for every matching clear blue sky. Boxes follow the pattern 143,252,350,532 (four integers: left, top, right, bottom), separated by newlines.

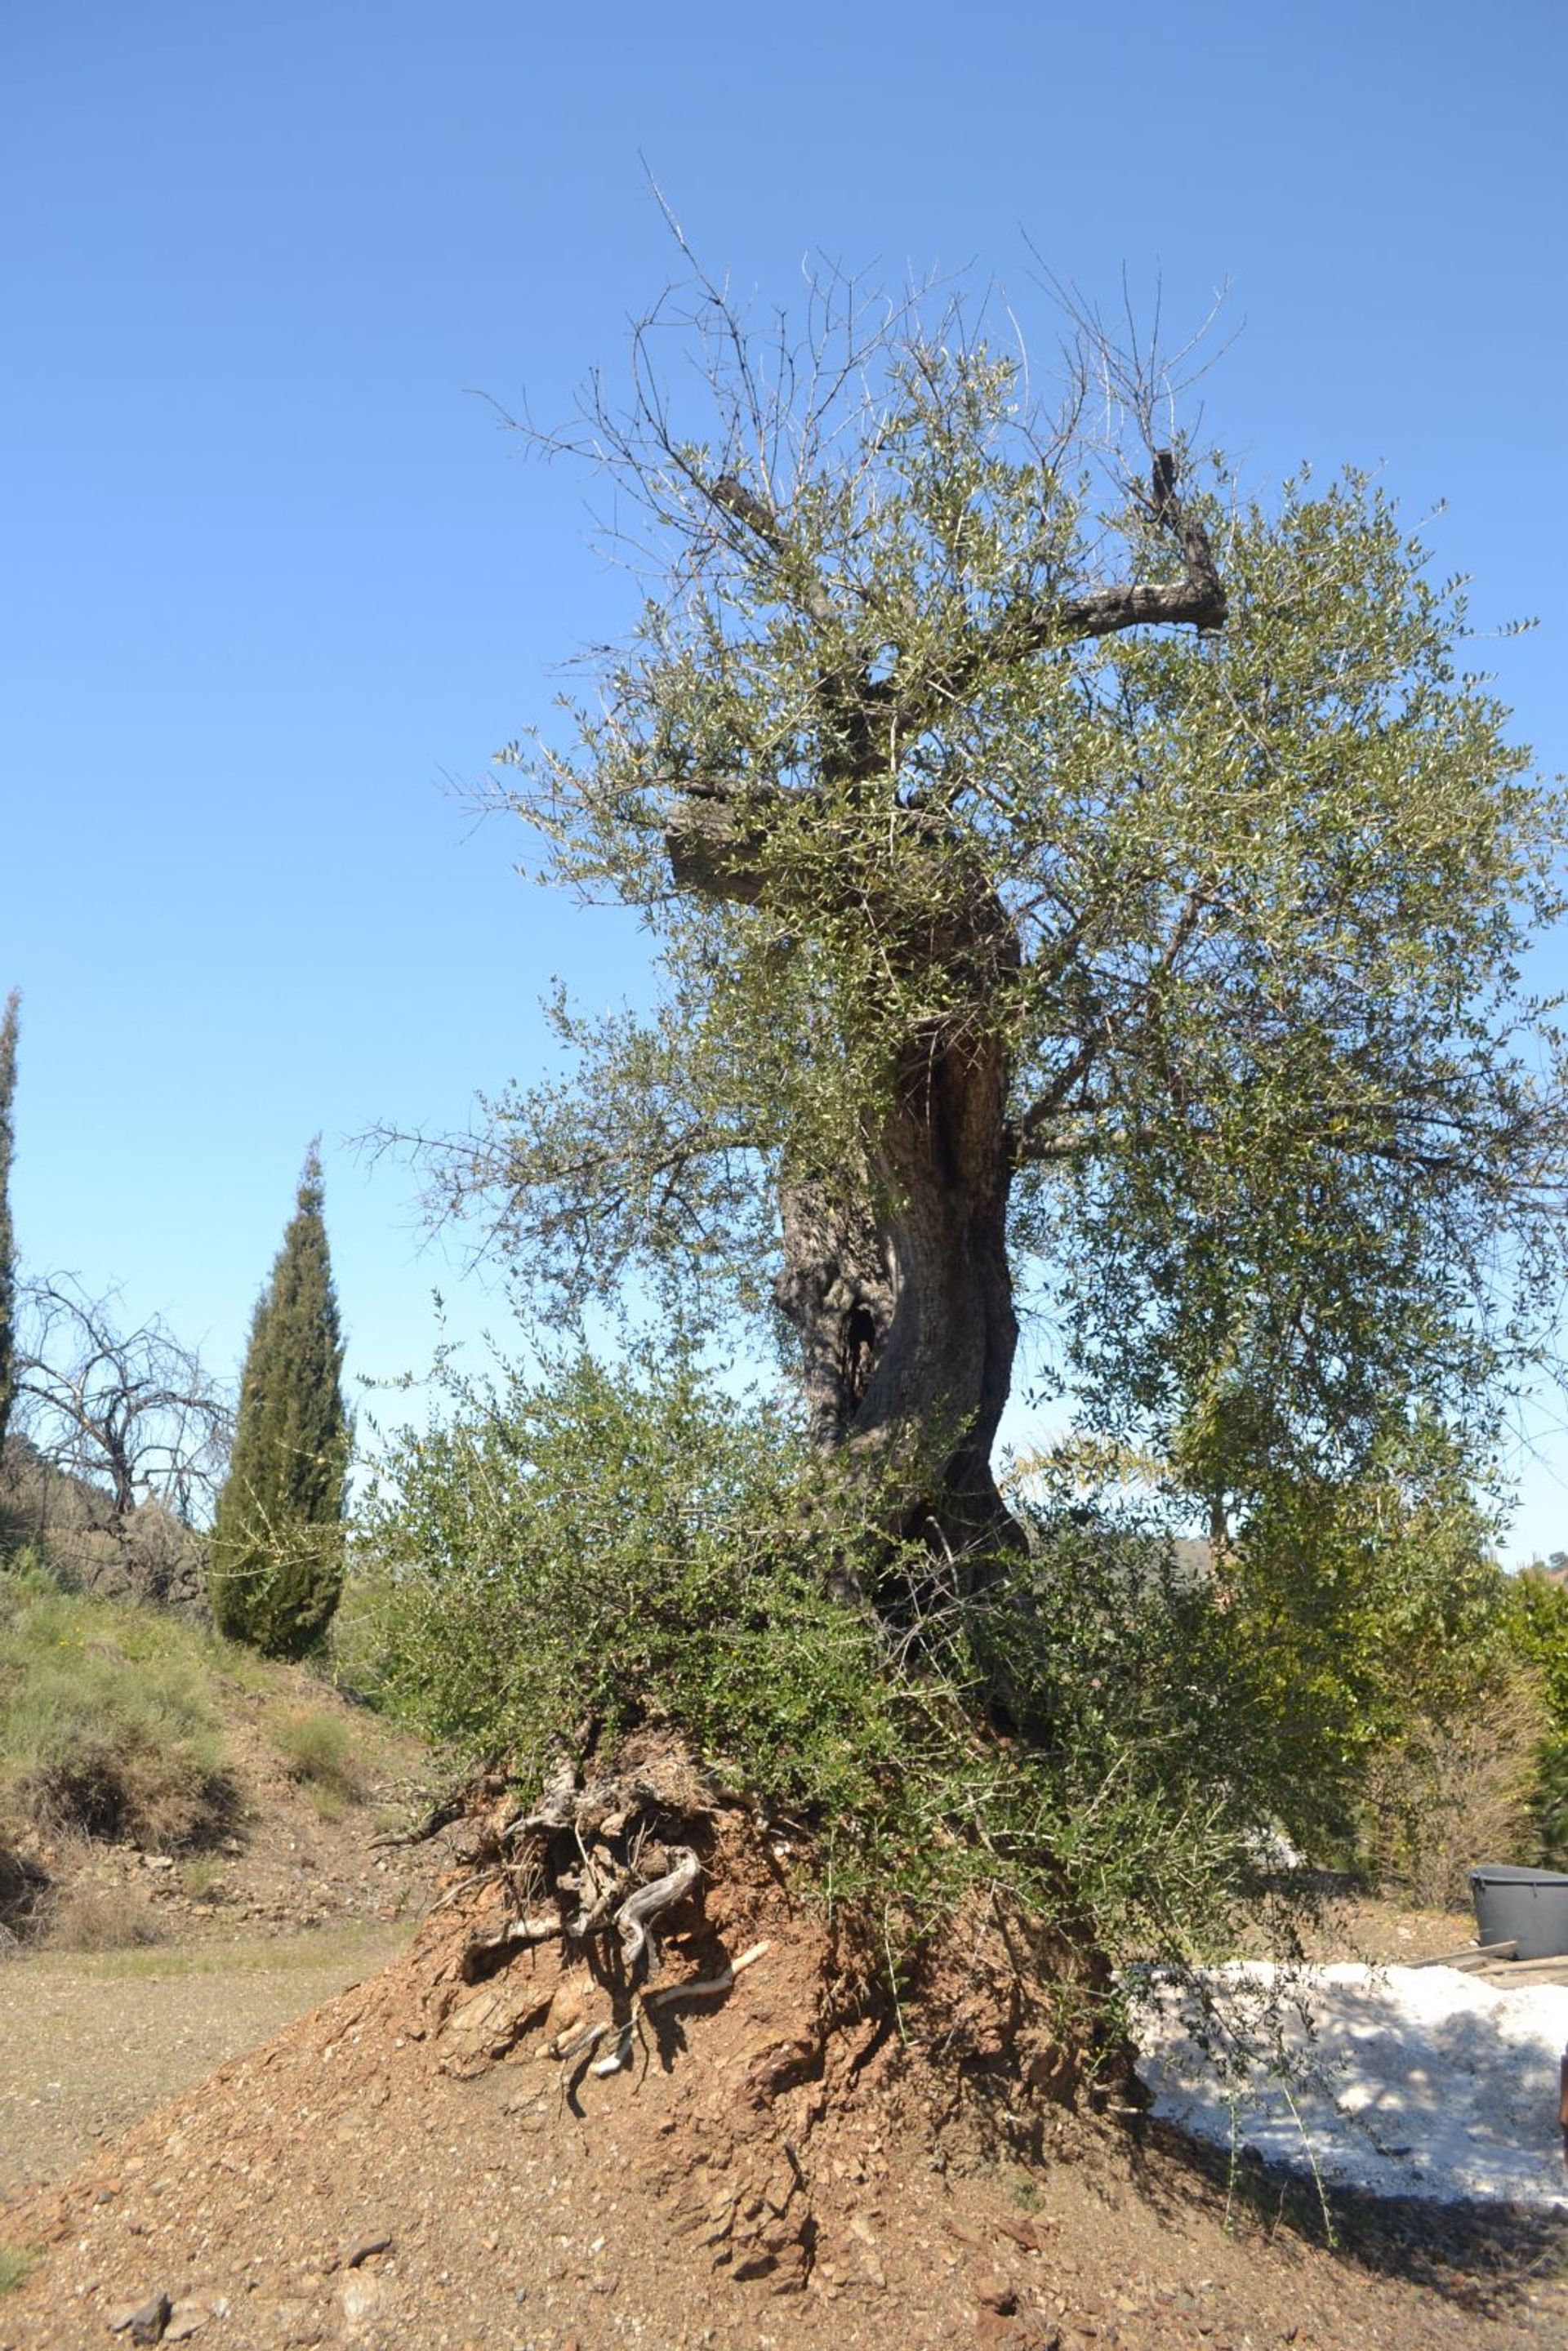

4,2,1566,1552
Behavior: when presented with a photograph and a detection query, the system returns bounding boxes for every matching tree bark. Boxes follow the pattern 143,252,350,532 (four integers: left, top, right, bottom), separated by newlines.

772,1026,1023,1586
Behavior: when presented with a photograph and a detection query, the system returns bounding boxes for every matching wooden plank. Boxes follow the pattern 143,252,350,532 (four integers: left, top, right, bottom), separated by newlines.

1471,1955,1568,1984
1414,1939,1518,1969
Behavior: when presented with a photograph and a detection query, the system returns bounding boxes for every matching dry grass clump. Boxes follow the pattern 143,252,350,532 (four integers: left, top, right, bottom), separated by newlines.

19,1731,237,1853
267,1706,366,1819
0,1841,49,1949
42,1881,167,1953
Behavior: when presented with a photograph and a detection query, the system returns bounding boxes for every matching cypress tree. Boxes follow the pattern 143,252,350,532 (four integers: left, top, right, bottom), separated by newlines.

209,1143,350,1655
0,991,18,1465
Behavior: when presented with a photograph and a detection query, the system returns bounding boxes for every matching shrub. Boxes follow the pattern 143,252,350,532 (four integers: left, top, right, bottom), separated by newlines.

1500,1569,1568,1865
1209,1420,1525,1876
346,1351,1308,1961
268,1705,364,1814
0,1837,47,1943
43,1881,167,1952
1359,1671,1551,1908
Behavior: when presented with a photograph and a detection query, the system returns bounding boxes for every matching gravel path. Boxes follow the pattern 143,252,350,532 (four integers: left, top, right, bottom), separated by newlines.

0,1921,410,2197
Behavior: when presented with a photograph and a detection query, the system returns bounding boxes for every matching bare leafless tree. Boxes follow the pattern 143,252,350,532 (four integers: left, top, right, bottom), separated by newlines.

13,1274,233,1528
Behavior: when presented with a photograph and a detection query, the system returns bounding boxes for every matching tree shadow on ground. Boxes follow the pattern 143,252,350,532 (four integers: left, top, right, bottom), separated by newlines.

1131,2116,1568,2321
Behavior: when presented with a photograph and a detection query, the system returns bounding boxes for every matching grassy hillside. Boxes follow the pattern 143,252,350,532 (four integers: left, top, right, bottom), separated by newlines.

0,1561,437,1950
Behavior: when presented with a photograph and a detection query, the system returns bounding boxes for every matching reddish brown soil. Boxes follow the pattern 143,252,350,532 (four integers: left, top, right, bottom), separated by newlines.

3,1757,1565,2351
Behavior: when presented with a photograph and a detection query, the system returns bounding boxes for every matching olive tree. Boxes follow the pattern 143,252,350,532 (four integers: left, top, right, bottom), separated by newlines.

414,261,1568,1619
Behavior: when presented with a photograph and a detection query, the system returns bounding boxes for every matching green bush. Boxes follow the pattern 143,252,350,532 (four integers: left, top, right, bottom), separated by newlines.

1206,1420,1526,1879
1358,1674,1550,1906
344,1351,1312,1961
1502,1570,1568,1866
343,1355,915,1879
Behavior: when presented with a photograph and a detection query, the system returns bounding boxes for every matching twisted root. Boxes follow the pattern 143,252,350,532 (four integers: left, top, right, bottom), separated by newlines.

617,1846,702,1968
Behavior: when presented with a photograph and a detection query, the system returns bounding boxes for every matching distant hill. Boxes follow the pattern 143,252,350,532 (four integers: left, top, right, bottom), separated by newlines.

2,1431,118,1532
1,1434,205,1611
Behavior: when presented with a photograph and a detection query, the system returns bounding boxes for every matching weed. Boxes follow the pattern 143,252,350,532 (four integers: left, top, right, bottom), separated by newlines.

0,2244,37,2295
268,1708,365,1806
42,1919,408,1983
207,1641,281,1699
43,1885,166,1952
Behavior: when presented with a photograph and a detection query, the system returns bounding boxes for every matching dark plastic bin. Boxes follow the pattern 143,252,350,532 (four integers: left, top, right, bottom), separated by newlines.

1469,1864,1568,1961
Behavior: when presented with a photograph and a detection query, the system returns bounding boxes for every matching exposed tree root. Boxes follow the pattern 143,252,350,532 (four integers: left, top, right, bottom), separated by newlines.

425,1725,1128,2160
617,1845,702,1965
448,1736,713,1997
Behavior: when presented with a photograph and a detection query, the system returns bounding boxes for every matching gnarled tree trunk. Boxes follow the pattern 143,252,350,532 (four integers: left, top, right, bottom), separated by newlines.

670,793,1025,1587
662,452,1225,1605
774,1038,1021,1580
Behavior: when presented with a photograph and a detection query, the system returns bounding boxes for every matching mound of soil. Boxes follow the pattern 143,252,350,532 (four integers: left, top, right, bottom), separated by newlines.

3,1737,1565,2351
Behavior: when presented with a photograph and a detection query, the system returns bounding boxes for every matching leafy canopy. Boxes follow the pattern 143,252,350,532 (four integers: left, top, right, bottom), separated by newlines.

425,266,1567,1505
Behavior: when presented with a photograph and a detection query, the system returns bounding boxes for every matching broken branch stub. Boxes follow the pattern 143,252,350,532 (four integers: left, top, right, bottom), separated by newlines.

510,1756,579,1838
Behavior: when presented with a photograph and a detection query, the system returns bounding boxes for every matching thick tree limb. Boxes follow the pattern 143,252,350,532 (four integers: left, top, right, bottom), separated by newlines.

1053,567,1226,640
665,782,778,904
666,785,1018,985
917,453,1226,732
709,474,838,632
698,452,1227,773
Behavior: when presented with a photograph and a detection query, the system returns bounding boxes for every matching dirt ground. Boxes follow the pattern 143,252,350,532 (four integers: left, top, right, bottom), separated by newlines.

2,1759,1565,2351
0,1924,412,2200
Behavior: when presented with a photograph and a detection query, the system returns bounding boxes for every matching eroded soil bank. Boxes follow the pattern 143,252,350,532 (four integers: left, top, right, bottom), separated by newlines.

3,1748,1566,2351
